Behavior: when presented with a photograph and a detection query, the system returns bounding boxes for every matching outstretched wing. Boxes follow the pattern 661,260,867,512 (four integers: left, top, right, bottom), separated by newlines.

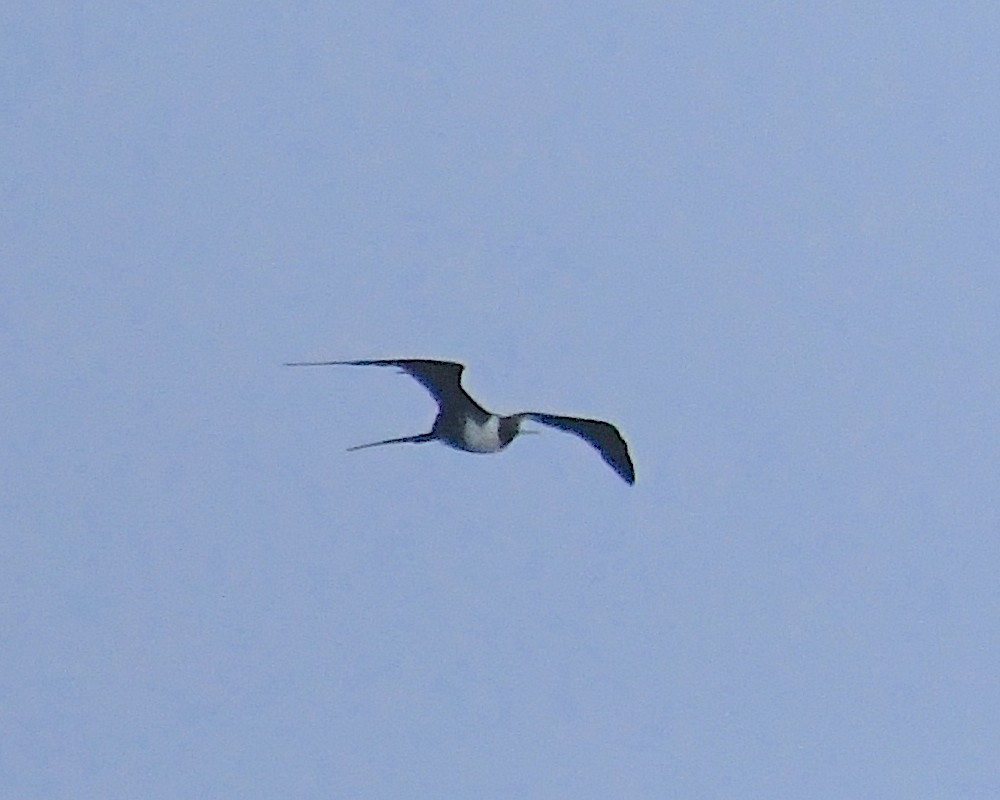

526,412,635,484
284,358,486,415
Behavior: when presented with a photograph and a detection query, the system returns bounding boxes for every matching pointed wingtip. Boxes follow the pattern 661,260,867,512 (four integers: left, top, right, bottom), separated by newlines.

284,360,353,367
612,457,636,485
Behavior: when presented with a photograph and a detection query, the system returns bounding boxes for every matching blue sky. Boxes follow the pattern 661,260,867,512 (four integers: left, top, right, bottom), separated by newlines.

4,3,1000,797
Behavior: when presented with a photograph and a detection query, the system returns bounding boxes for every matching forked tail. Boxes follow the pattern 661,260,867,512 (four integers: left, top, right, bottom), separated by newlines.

347,432,435,452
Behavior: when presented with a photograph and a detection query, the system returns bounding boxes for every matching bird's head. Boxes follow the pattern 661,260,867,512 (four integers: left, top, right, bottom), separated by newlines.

498,414,537,446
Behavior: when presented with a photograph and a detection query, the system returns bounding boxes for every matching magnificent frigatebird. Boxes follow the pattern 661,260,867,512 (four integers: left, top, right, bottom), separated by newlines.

285,358,635,484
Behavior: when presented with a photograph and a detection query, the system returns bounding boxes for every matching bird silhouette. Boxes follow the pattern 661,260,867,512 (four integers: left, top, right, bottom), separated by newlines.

286,358,635,484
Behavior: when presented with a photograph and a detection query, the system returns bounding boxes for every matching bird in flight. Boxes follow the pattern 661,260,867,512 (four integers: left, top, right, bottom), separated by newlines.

285,359,635,484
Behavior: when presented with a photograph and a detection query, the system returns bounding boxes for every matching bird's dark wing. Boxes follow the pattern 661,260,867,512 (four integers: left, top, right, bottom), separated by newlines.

284,358,486,414
525,413,635,484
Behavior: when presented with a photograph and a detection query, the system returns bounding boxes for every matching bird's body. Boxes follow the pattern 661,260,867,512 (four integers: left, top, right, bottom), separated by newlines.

451,414,503,453
285,358,635,484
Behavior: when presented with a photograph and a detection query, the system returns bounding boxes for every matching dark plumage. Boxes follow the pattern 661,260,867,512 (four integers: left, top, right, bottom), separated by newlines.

285,358,635,484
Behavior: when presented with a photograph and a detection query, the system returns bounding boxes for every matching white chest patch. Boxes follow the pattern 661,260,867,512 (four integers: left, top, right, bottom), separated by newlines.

460,415,503,452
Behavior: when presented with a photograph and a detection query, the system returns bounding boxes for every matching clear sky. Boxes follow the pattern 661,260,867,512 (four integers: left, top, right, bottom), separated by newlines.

4,3,1000,798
